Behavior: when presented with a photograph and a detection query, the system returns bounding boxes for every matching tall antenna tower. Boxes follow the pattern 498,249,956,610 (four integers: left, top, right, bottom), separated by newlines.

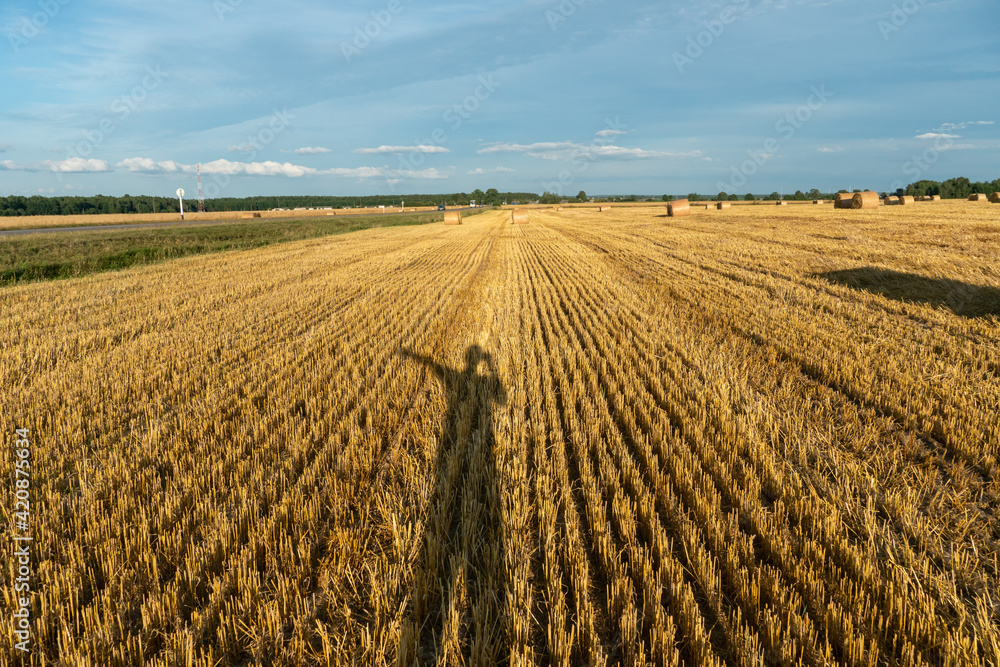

197,163,206,212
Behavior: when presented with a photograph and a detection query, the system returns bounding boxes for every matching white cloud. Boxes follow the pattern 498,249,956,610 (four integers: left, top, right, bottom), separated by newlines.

294,147,332,155
200,159,317,178
817,146,845,153
468,166,516,175
595,129,627,138
228,143,258,153
354,145,450,155
43,158,111,173
478,141,697,161
0,160,18,170
916,132,960,140
116,158,190,173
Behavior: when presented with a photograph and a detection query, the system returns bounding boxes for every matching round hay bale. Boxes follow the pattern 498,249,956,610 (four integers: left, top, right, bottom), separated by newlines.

833,193,855,209
513,209,530,224
598,205,612,212
813,200,825,204
969,193,988,202
667,199,690,217
989,192,1000,204
898,196,915,205
852,191,879,209
884,196,899,206
930,195,941,201
716,202,732,210
444,210,463,225
776,200,788,206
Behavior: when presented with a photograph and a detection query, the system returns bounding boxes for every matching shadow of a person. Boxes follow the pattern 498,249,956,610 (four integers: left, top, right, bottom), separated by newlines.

398,345,508,665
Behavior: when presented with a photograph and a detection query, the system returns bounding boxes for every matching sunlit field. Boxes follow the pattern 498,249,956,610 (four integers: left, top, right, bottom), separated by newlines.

2,202,998,666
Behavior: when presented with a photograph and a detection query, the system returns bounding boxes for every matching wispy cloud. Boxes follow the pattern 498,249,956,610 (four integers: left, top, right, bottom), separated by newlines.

817,146,845,153
354,145,451,155
916,132,960,140
228,143,258,153
478,142,700,161
594,129,627,144
0,144,10,153
468,166,515,175
936,121,994,132
294,147,332,155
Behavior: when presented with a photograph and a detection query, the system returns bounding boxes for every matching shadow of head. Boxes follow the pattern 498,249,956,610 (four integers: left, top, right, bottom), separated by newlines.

464,344,493,372
815,267,1000,319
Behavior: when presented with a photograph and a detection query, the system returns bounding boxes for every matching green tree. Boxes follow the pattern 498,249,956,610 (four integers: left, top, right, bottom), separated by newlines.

576,190,587,202
688,193,702,202
744,193,755,201
662,194,673,201
717,191,729,201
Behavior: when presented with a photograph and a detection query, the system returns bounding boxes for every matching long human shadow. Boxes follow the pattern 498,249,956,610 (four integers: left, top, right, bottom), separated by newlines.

398,345,508,665
816,267,1000,319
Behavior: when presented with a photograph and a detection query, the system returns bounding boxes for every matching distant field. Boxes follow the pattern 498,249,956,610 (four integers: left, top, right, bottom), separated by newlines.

1,203,998,665
0,205,440,231
0,210,474,286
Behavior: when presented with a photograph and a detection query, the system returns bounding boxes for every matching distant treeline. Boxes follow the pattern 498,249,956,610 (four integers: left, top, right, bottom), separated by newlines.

891,177,1000,199
2,178,997,216
683,177,1000,202
0,190,542,217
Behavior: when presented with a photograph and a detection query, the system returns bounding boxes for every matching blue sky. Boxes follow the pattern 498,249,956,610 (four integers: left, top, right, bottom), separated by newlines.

0,0,997,198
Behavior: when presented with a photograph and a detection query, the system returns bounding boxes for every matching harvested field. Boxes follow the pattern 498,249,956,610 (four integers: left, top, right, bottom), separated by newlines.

2,204,999,666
